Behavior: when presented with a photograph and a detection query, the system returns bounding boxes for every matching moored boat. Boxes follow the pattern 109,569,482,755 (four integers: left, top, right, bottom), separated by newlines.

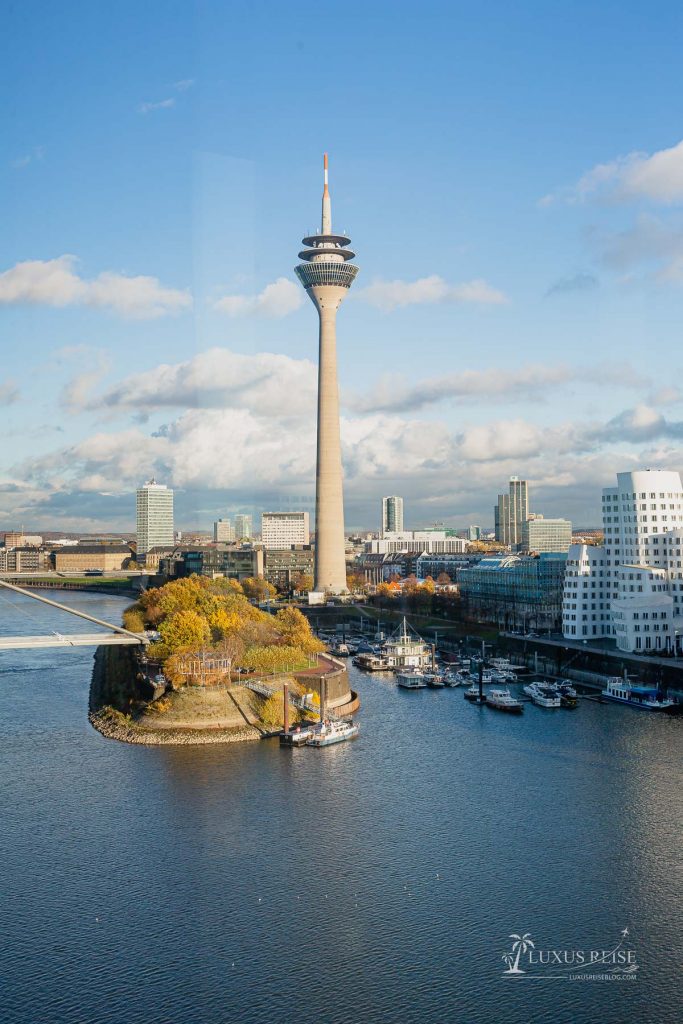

464,683,485,703
601,678,675,711
280,725,314,747
485,687,524,714
523,681,561,708
396,668,427,689
306,719,359,747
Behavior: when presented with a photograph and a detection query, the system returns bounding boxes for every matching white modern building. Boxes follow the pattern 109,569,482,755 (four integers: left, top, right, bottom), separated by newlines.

234,514,252,540
136,480,174,558
562,469,683,652
261,511,310,549
521,516,572,554
382,496,404,536
213,518,234,543
366,531,467,555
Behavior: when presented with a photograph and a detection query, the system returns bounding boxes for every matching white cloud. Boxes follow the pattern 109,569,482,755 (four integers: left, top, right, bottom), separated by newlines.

173,79,195,92
355,274,507,311
351,361,644,414
0,255,191,319
138,98,175,114
73,347,317,416
214,277,304,318
543,138,683,206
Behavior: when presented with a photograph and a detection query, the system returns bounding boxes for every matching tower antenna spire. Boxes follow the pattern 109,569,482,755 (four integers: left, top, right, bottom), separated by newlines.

321,153,331,234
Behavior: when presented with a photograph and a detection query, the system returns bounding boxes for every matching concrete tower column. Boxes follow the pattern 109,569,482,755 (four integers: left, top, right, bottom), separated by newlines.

295,156,359,594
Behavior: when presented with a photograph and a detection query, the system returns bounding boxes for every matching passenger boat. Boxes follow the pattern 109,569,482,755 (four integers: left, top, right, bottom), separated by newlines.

464,683,485,702
306,719,359,747
601,678,675,712
523,682,561,708
485,687,524,714
396,669,427,689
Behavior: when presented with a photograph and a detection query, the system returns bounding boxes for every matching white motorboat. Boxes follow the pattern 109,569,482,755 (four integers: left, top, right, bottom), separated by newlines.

485,687,524,714
306,719,359,746
523,681,561,708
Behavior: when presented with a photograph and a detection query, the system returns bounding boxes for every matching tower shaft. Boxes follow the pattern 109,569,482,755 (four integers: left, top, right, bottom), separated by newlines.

314,297,347,591
295,155,358,595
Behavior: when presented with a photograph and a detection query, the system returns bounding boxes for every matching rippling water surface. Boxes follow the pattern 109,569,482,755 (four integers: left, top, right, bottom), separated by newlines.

1,591,681,1023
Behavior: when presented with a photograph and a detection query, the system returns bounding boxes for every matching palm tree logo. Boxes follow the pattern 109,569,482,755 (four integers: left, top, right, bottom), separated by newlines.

502,933,535,974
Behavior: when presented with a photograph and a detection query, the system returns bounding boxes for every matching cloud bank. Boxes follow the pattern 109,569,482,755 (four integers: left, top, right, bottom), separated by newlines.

0,256,192,319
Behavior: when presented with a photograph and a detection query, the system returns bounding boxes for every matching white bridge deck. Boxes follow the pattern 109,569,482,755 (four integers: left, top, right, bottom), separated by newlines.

0,633,145,650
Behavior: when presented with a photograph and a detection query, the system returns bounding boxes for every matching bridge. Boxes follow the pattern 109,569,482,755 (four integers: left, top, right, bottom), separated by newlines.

0,578,147,650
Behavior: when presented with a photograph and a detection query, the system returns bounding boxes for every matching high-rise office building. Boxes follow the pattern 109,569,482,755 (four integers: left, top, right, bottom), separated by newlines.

382,496,404,536
261,511,310,549
494,493,510,544
136,480,174,558
295,154,358,593
494,478,528,546
234,514,252,541
562,469,683,652
213,518,234,543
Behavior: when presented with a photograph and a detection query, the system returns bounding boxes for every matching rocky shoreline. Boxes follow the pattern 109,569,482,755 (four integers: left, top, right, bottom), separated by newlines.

89,705,262,745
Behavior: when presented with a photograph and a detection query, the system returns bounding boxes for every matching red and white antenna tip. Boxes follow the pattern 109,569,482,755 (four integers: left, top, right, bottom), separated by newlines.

323,152,329,195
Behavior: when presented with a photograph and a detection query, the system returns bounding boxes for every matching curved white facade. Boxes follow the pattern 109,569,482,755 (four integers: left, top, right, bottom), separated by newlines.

562,469,683,652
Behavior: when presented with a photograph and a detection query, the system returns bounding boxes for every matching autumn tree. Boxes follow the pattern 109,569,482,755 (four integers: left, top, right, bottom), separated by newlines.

155,609,211,657
436,572,452,586
275,606,324,655
291,572,314,595
242,576,278,602
346,572,366,593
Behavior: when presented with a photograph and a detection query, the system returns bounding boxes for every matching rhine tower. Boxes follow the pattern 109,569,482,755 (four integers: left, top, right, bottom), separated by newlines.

295,155,358,593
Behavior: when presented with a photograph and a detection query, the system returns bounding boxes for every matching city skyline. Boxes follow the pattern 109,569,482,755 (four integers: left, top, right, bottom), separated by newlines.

3,4,683,531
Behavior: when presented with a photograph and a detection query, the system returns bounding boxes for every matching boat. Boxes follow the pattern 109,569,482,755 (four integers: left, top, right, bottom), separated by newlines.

485,687,524,714
353,653,391,672
329,642,350,656
557,681,578,708
396,668,427,689
601,678,675,712
490,657,518,674
523,682,561,708
306,719,360,747
444,670,468,687
280,725,314,747
464,683,485,703
424,673,445,688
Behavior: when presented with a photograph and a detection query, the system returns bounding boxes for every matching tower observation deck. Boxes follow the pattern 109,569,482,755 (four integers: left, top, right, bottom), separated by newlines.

295,155,358,595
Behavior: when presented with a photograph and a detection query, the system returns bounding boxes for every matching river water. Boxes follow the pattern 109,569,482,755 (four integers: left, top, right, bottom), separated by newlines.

0,591,680,1024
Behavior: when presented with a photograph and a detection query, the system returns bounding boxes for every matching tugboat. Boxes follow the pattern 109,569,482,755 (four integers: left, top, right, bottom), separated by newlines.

306,719,360,747
601,677,675,712
523,681,561,708
485,687,524,714
396,668,427,689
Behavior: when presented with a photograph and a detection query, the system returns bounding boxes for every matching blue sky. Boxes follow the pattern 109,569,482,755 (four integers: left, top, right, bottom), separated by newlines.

2,1,683,532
